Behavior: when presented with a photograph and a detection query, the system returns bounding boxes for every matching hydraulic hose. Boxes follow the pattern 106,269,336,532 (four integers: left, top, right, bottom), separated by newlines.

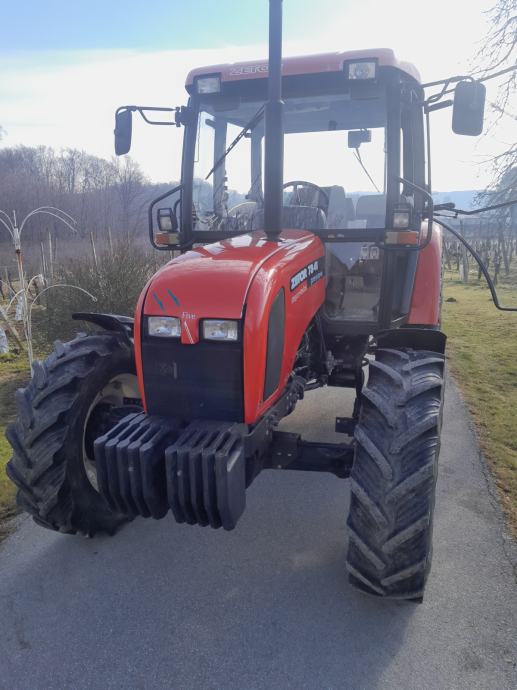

434,217,517,312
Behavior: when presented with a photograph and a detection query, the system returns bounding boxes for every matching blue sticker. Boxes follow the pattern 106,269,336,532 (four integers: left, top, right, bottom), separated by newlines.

166,289,181,307
152,291,167,314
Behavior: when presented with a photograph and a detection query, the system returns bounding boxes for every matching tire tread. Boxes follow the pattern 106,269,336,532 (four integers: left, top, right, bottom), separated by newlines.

6,333,133,536
346,347,445,600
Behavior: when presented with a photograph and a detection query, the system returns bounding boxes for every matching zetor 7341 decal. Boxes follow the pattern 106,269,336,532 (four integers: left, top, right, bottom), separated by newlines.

290,258,324,291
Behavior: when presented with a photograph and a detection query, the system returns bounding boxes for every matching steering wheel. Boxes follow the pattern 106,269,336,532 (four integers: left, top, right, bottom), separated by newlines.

283,180,329,213
227,201,257,217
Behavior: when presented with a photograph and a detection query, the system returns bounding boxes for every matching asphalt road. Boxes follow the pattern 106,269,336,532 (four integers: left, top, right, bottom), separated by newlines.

1,374,516,690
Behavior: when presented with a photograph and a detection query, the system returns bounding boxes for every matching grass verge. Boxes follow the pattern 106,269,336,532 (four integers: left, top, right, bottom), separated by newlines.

442,272,517,537
0,353,30,538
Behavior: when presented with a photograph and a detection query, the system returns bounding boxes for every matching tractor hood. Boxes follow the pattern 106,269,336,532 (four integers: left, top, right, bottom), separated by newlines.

143,230,313,326
135,228,325,418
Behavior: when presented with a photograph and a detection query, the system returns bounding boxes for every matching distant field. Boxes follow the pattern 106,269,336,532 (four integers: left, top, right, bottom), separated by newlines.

442,271,517,537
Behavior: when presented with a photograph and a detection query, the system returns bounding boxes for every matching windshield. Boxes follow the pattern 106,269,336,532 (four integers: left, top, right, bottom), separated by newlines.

192,89,387,233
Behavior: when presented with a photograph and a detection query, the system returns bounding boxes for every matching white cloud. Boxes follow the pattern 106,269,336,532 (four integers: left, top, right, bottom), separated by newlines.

0,0,514,191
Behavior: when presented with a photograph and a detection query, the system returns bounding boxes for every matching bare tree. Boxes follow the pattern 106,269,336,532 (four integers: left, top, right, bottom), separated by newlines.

475,0,517,190
115,157,147,240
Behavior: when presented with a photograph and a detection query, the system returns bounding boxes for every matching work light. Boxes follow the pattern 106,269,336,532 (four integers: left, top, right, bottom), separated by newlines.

346,60,377,80
392,209,410,229
157,207,178,233
195,75,221,94
148,316,181,338
202,319,238,341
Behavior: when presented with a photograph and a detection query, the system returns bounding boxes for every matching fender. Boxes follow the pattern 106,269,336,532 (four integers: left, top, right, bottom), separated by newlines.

72,312,134,344
407,224,442,326
377,327,446,354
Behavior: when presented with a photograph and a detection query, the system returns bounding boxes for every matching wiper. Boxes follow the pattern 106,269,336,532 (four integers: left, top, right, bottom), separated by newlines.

353,148,381,193
205,105,265,180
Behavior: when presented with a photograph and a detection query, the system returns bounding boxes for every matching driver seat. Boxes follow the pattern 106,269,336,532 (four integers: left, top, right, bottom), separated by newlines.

289,186,330,215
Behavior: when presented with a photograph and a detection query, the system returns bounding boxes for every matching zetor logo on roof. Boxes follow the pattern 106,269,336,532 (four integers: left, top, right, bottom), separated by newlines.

229,64,269,76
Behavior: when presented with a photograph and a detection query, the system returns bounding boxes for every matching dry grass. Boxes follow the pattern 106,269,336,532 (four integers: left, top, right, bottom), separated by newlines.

0,240,158,536
442,270,517,537
0,353,30,536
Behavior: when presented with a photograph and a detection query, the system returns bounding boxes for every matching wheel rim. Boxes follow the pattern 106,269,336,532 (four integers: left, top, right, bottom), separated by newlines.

82,373,140,491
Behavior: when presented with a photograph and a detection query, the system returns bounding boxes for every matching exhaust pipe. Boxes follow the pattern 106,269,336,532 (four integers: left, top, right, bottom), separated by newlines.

263,0,284,241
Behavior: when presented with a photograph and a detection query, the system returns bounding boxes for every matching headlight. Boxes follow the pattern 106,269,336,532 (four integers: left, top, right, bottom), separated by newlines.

346,60,377,80
202,319,238,341
195,75,221,94
148,316,181,338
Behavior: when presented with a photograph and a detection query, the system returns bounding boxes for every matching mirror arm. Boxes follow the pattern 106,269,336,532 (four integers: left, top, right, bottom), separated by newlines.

175,106,194,127
423,64,517,105
118,105,185,127
436,198,517,217
424,99,453,114
137,106,176,126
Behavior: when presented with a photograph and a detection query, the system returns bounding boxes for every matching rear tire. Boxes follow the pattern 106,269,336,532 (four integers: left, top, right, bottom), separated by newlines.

345,347,445,600
6,332,139,536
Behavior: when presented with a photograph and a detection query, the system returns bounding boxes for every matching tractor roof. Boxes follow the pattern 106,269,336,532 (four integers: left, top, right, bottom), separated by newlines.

186,49,421,88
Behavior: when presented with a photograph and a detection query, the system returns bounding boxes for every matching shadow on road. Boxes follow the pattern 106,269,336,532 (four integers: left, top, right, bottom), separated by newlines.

3,383,515,690
1,468,414,690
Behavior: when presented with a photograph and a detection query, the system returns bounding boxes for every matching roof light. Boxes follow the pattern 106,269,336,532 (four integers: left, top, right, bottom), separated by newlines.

346,60,377,80
195,75,221,94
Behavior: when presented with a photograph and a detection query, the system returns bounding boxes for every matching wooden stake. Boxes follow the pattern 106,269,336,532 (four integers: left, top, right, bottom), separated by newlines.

90,232,99,273
40,242,47,281
48,230,54,282
0,305,25,349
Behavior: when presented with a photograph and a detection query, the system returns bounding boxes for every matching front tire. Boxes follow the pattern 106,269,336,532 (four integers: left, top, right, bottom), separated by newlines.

346,347,445,600
6,332,140,536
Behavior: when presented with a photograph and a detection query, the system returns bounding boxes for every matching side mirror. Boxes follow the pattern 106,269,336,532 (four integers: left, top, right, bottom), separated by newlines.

452,81,486,136
348,129,371,149
114,108,133,155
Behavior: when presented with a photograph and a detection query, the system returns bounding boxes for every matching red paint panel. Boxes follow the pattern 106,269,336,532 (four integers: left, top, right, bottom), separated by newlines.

133,277,152,412
143,231,313,323
407,224,443,326
134,229,325,425
243,235,325,424
186,49,421,87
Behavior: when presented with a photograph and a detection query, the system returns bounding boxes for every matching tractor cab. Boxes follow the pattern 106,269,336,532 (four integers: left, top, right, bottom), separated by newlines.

185,54,404,325
116,50,430,334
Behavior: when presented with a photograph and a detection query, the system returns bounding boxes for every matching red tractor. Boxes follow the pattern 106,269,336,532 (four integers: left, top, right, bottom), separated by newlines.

7,1,496,600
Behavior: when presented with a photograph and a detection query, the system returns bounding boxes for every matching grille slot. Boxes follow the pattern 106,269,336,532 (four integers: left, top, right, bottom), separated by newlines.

141,338,244,421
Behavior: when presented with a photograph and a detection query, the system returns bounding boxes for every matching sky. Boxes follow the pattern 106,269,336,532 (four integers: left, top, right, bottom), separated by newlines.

1,0,514,191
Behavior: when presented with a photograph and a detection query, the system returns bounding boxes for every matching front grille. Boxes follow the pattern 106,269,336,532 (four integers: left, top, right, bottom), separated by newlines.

141,337,244,422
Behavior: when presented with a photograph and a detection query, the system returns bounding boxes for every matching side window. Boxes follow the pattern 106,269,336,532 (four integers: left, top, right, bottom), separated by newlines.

193,111,215,215
225,122,252,207
401,90,425,220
